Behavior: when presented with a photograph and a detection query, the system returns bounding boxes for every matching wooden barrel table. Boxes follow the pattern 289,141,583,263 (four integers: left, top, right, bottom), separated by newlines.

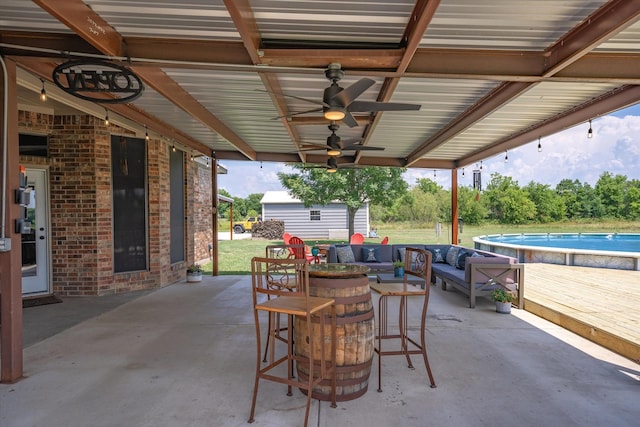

294,264,374,402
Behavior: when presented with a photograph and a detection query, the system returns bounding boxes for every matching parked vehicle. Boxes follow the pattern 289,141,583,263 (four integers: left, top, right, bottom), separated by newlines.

233,216,261,234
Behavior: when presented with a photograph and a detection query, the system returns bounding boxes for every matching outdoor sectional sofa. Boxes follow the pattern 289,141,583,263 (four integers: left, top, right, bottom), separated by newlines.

327,243,524,308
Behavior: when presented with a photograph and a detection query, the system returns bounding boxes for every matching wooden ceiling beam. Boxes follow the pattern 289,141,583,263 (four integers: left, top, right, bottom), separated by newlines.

33,0,123,56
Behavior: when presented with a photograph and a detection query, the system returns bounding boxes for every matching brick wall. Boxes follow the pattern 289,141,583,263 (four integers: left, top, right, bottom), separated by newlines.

19,111,193,296
193,161,213,262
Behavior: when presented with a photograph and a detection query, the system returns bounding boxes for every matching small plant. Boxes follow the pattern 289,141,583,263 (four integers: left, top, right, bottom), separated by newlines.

393,260,405,268
491,288,514,303
187,264,202,274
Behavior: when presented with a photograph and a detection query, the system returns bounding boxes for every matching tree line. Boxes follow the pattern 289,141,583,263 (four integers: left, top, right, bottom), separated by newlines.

219,170,640,226
373,171,640,225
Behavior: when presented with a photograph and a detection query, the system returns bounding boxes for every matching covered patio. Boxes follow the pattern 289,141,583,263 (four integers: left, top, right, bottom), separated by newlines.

1,273,638,427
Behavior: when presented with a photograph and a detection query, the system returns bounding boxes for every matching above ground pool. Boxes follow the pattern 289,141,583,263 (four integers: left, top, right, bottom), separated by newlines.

473,233,640,271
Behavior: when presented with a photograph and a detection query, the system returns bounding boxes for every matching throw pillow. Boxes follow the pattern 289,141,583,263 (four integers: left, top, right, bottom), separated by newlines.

455,250,471,269
446,246,460,267
336,246,356,263
428,248,445,263
362,247,381,263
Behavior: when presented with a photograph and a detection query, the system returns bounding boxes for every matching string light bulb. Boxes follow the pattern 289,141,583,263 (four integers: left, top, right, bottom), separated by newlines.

172,145,176,152
462,167,465,177
537,137,542,152
504,150,509,163
39,79,47,102
433,169,436,178
145,125,149,141
480,160,483,171
104,109,110,126
587,119,593,139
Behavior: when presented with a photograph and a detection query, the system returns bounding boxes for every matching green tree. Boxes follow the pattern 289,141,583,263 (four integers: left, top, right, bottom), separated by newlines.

245,193,264,217
217,188,233,219
595,172,627,218
623,179,640,220
278,165,408,239
523,181,566,223
556,179,602,219
457,186,487,225
484,173,536,224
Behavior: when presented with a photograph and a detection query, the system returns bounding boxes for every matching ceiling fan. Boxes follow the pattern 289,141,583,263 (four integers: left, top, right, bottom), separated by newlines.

273,63,421,127
297,122,384,156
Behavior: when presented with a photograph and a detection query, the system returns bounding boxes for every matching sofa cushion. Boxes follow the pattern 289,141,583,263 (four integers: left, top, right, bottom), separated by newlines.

336,245,355,263
362,246,381,263
445,246,460,267
455,250,482,269
428,247,446,263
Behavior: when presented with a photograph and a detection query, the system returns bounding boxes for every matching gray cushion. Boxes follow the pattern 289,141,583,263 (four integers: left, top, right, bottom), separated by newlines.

336,246,355,263
446,246,460,267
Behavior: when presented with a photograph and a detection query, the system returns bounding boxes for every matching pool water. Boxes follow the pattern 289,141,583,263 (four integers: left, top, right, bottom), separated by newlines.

482,233,640,253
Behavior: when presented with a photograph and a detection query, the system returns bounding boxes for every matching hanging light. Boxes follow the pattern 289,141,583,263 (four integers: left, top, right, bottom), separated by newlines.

104,109,110,126
327,157,338,173
171,145,176,152
260,161,263,169
433,169,436,178
587,119,593,139
144,125,149,141
504,150,509,163
39,79,47,102
480,160,483,171
190,153,194,161
462,167,465,177
537,137,542,152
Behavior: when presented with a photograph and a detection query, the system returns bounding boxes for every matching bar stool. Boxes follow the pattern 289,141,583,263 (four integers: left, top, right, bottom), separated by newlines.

369,247,436,392
249,257,337,427
261,244,307,362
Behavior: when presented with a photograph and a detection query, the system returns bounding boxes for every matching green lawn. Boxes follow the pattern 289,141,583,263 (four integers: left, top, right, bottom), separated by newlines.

203,220,639,275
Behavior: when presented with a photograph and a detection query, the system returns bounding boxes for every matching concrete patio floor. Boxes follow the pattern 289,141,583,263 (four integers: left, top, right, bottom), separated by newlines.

1,275,639,427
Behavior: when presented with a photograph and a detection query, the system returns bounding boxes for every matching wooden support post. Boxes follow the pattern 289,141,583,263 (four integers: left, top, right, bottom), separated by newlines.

212,157,219,275
0,57,24,383
451,169,459,245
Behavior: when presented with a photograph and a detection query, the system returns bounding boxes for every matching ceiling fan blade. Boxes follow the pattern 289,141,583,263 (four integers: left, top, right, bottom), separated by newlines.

340,144,385,151
332,78,375,107
256,89,328,107
272,107,323,120
297,143,329,152
347,100,421,112
342,111,359,128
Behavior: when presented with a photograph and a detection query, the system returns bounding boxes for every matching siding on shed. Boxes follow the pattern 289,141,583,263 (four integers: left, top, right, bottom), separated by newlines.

261,192,368,239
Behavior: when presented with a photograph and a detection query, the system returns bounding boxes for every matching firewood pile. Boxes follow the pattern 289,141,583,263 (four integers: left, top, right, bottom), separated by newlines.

252,219,285,239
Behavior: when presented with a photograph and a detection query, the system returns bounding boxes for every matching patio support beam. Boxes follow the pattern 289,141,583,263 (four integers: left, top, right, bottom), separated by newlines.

0,57,23,383
451,169,459,246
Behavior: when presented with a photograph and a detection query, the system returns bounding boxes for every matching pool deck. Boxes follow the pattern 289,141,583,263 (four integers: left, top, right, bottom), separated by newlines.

523,263,640,362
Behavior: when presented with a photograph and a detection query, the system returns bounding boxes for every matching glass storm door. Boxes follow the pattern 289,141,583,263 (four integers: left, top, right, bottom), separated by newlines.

21,168,50,295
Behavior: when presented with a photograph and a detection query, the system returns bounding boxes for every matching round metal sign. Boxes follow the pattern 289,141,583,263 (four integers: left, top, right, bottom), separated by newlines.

52,59,144,104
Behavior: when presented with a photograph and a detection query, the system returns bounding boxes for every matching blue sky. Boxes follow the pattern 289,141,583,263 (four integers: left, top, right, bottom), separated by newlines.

218,105,640,198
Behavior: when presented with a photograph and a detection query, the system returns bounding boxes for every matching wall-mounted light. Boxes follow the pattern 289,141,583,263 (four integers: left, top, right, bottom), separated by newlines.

145,125,149,141
587,119,593,139
39,79,47,102
104,109,110,126
504,150,509,163
537,137,542,152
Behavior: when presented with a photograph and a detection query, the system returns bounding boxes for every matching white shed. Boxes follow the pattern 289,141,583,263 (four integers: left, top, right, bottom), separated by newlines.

260,191,369,240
